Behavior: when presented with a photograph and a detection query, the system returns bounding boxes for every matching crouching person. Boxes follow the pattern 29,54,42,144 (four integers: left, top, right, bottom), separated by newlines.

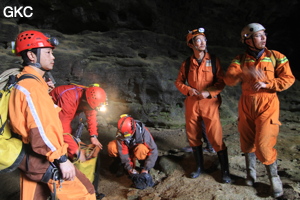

107,114,158,189
9,30,96,199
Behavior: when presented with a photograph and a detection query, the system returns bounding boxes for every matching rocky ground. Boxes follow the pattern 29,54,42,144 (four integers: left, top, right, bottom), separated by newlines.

95,118,300,200
1,113,299,200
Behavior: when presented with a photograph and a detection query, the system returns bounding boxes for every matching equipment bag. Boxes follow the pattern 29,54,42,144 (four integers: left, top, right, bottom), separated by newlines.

73,142,100,182
0,73,37,173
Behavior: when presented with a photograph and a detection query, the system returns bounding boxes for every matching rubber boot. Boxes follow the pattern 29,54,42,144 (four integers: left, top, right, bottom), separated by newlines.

245,152,256,186
217,148,231,183
265,161,283,198
190,146,204,179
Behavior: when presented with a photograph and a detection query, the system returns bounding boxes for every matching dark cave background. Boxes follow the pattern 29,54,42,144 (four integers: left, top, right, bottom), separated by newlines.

1,2,300,200
0,0,299,127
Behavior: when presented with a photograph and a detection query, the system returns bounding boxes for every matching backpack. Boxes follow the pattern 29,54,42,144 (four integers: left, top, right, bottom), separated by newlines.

0,72,37,173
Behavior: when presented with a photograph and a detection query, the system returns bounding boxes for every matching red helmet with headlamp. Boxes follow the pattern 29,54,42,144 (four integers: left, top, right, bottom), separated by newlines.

14,30,59,55
85,84,107,110
117,115,136,137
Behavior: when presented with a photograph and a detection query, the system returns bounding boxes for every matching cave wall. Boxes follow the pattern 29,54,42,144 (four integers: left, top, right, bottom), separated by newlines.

0,0,299,127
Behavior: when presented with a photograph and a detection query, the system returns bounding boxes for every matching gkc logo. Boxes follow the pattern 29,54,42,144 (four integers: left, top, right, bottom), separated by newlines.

3,6,33,18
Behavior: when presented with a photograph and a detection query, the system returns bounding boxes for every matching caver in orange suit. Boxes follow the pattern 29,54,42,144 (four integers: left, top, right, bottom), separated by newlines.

224,23,295,198
224,49,295,165
9,30,96,200
175,27,230,183
175,53,226,151
10,67,96,200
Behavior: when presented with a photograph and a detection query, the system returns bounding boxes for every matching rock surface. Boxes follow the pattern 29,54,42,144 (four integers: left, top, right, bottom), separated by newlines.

0,1,299,199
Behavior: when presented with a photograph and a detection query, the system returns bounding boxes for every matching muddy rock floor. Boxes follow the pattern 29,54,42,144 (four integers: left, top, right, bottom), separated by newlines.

1,116,300,200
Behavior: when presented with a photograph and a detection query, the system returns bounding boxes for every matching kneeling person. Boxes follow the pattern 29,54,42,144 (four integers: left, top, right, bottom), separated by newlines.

108,115,158,189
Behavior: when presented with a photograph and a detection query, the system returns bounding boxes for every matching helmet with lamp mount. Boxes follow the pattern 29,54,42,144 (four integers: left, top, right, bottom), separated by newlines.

85,83,107,111
186,27,206,45
241,23,265,43
117,114,136,138
14,30,59,55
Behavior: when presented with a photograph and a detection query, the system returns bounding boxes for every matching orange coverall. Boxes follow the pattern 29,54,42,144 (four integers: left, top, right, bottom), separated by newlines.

224,49,295,165
175,53,226,152
9,66,96,200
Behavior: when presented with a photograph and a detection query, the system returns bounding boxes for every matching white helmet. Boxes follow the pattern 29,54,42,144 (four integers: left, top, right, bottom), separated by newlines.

241,23,265,43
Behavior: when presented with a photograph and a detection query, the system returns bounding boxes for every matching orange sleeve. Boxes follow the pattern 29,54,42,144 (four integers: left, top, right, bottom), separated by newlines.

174,58,193,96
224,55,243,86
9,68,68,162
264,51,295,92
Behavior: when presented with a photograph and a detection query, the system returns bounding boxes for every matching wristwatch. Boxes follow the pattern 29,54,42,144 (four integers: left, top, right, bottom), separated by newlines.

56,155,68,163
90,135,98,138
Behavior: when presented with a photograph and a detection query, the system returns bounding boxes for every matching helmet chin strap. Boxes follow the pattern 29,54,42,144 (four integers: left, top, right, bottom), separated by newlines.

245,37,263,52
28,48,48,71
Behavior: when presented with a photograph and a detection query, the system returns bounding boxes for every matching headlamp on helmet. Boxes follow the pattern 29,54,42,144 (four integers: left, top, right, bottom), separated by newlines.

13,30,59,55
186,27,206,45
117,114,136,138
241,23,266,43
85,84,107,111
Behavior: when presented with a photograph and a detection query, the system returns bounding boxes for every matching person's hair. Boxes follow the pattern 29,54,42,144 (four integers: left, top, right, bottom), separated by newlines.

20,48,38,66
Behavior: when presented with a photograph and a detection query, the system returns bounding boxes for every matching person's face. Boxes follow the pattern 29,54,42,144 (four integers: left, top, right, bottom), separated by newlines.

39,48,55,71
246,30,267,50
191,35,207,52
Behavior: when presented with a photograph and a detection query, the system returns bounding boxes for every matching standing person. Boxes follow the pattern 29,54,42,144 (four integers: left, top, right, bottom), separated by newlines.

107,114,158,189
174,27,231,183
49,84,107,161
223,23,295,198
9,30,96,199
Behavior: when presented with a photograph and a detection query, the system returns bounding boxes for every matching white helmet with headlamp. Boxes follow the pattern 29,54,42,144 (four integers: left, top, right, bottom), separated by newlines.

241,23,265,43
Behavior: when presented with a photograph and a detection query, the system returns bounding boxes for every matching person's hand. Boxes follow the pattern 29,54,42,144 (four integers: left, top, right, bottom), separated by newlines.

199,90,210,99
188,88,200,96
248,67,266,81
90,137,103,150
128,169,138,175
253,81,267,91
59,159,76,181
141,169,148,174
77,149,87,162
46,78,55,92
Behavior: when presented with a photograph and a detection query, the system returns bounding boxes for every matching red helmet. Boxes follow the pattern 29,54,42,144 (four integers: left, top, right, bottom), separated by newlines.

186,27,206,45
85,85,107,110
117,115,136,137
14,30,58,55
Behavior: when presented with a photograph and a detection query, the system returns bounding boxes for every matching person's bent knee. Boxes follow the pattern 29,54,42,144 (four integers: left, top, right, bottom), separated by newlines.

107,140,118,157
134,144,149,160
